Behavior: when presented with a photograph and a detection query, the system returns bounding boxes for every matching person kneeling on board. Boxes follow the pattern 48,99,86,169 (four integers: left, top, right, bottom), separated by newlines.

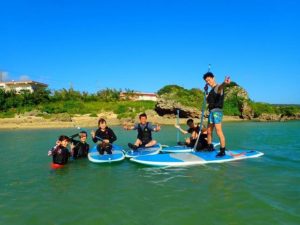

69,131,90,159
175,118,209,151
91,118,117,155
48,135,71,166
124,113,161,151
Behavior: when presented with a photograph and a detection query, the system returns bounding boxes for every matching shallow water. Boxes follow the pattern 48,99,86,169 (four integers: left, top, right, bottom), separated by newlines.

0,121,299,225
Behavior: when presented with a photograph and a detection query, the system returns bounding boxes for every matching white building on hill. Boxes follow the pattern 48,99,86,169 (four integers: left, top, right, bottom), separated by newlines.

0,80,48,93
119,92,157,101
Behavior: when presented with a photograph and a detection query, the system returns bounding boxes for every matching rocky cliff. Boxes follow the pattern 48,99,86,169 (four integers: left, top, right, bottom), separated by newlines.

155,83,252,119
154,83,300,121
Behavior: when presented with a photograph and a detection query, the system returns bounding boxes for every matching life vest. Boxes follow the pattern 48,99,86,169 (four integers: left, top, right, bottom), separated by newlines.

137,122,152,143
207,85,224,111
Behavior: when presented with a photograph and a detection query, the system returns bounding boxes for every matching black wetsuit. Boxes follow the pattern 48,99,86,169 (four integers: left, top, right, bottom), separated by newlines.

137,122,153,146
195,133,208,151
51,146,70,165
71,139,89,159
206,84,224,112
186,125,200,147
92,127,117,155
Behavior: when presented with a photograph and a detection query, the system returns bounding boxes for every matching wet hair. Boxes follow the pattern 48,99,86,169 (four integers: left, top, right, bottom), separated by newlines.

98,118,107,126
58,135,70,142
186,119,194,125
203,72,214,80
139,113,147,119
79,131,87,137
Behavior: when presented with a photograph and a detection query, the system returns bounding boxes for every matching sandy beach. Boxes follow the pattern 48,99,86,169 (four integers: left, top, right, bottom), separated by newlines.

0,113,243,129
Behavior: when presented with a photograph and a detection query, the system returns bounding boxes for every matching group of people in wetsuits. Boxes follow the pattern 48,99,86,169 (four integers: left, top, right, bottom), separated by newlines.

48,71,230,166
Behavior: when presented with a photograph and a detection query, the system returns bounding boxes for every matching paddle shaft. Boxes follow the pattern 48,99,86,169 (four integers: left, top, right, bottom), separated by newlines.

193,88,207,151
176,109,180,143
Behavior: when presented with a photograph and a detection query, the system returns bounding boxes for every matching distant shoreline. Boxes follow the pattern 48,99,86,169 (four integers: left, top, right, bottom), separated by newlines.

0,114,246,130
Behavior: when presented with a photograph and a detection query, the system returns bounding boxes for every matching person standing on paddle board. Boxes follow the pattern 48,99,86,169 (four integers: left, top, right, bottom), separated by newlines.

91,118,117,155
203,72,230,157
124,113,161,150
48,135,71,167
70,131,89,159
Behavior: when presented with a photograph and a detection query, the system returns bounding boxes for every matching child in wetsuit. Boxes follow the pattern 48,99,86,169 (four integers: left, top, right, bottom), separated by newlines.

70,131,89,159
175,119,200,147
194,127,209,151
175,119,208,150
48,135,71,165
91,118,117,155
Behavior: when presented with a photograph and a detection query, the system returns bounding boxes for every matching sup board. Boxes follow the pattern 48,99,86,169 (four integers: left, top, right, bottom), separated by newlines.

88,145,125,163
130,149,264,167
161,142,220,153
125,143,162,158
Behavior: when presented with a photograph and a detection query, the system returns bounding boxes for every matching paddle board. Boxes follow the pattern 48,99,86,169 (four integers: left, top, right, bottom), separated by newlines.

125,143,162,158
161,142,220,153
130,150,264,167
88,145,125,163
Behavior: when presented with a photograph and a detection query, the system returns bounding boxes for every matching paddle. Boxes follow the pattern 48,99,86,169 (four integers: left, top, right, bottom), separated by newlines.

193,84,208,151
93,135,113,147
176,109,180,143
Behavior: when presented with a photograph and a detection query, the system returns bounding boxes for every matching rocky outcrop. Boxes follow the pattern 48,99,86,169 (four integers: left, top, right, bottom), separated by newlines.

155,97,200,118
258,113,300,121
155,85,253,119
224,86,254,119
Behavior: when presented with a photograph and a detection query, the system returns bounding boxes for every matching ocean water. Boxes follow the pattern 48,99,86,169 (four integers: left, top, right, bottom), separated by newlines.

0,121,299,225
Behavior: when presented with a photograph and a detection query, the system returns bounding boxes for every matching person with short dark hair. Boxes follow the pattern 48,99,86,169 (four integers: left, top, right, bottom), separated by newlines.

70,131,89,159
203,72,230,157
91,118,117,155
124,113,160,150
48,135,71,166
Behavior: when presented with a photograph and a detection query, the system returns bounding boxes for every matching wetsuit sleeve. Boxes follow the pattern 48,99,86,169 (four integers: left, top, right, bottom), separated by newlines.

215,85,224,96
92,129,100,143
108,128,117,143
71,139,80,145
147,122,155,131
50,145,60,155
133,124,139,130
187,128,193,134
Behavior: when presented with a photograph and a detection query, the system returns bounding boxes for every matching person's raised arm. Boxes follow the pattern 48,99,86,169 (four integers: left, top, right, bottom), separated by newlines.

174,124,188,134
217,76,231,94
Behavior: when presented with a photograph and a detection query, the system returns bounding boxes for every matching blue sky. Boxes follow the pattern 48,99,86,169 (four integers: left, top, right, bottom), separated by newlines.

0,0,299,104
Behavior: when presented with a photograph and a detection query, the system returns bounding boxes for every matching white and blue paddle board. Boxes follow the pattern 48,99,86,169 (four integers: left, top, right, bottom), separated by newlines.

130,150,264,167
88,145,125,163
161,142,220,153
125,143,162,158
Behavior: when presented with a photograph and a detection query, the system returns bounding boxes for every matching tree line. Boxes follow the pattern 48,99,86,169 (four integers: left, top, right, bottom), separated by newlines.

0,85,299,118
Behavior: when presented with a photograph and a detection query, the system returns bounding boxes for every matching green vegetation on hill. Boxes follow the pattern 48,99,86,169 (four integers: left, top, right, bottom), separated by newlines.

250,102,300,117
157,85,204,108
0,85,299,119
0,88,155,119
